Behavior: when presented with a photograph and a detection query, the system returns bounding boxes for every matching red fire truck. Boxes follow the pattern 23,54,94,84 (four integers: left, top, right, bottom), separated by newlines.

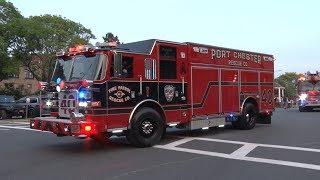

30,39,274,147
297,72,320,112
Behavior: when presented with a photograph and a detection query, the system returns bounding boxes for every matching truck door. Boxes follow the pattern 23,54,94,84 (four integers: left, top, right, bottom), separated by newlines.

221,69,240,113
158,44,188,123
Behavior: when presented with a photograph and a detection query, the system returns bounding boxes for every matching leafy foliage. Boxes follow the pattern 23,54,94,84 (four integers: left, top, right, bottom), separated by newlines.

0,0,22,81
7,14,96,82
275,72,299,99
0,0,23,25
0,83,25,99
103,32,120,44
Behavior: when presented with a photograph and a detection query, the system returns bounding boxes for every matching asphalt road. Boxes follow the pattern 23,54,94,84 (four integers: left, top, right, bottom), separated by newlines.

0,108,320,180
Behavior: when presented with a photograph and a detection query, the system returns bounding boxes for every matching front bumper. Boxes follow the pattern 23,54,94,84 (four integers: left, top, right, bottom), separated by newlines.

30,117,97,137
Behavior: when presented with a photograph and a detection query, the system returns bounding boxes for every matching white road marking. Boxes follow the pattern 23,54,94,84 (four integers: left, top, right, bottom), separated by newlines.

0,125,46,133
195,137,320,153
155,137,320,171
230,144,257,157
0,128,10,131
10,122,30,125
0,124,30,127
161,137,195,148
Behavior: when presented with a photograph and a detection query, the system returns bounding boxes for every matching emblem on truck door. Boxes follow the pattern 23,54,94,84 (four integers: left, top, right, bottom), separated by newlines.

108,86,131,103
164,85,175,102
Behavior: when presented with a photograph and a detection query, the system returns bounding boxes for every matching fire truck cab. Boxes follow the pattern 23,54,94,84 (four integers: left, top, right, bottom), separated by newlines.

30,39,274,147
297,72,320,112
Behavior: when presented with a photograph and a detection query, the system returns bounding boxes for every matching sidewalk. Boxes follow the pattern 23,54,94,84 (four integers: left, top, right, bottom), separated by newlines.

0,118,30,124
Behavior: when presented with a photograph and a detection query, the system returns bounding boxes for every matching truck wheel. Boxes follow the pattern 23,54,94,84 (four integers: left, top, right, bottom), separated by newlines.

126,107,164,147
0,110,7,120
233,103,257,130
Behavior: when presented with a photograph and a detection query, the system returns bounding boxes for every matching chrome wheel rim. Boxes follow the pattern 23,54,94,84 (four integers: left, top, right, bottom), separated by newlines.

141,120,154,135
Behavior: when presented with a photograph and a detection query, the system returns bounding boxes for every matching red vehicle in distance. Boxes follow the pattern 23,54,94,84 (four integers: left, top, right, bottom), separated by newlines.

30,39,274,147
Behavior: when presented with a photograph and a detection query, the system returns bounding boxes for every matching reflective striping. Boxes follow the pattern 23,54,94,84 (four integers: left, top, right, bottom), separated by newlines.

155,137,320,171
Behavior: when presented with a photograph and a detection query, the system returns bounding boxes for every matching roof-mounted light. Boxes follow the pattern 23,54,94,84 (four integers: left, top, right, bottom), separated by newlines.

69,45,95,54
95,42,117,48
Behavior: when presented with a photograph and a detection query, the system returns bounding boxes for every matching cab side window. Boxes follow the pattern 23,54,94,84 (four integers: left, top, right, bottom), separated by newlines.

30,98,38,103
110,56,133,78
121,57,133,78
160,46,176,79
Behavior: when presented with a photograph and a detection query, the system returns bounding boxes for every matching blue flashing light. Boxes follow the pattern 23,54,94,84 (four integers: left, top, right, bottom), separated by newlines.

56,77,62,85
226,113,237,122
79,91,86,99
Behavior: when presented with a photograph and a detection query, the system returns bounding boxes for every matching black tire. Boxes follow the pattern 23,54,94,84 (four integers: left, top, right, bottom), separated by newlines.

126,107,164,147
0,110,7,120
307,107,313,112
232,103,257,130
299,106,305,112
27,108,36,118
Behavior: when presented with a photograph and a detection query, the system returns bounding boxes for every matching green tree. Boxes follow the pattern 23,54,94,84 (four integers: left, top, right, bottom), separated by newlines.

0,83,25,99
103,32,120,44
0,0,22,81
9,14,95,82
275,72,299,99
0,0,22,24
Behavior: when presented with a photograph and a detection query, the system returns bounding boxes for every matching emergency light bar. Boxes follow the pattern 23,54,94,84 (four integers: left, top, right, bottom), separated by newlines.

95,42,117,48
69,45,95,54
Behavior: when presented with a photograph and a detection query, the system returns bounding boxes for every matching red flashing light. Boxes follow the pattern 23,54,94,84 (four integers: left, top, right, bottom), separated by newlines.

81,79,89,87
68,45,94,54
84,125,92,132
81,79,93,88
60,80,65,90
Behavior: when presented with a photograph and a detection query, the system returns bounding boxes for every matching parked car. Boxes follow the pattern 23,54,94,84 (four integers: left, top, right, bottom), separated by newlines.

41,92,59,117
13,96,41,118
0,95,15,119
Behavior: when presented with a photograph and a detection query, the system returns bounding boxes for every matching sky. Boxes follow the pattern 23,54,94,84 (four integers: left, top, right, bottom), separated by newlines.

9,0,320,76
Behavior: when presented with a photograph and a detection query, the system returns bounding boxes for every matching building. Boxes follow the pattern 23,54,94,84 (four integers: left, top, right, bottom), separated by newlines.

0,66,39,95
274,82,285,106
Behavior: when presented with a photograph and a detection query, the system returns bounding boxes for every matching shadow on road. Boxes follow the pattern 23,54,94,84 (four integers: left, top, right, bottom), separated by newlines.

37,124,268,154
37,136,137,155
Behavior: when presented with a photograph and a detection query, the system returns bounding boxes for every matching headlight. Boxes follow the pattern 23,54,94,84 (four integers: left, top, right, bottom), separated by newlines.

46,101,53,107
78,101,88,107
56,85,61,92
299,93,308,101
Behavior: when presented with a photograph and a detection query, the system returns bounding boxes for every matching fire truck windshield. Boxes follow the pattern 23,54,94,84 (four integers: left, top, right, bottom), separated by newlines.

300,81,314,92
52,54,106,82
